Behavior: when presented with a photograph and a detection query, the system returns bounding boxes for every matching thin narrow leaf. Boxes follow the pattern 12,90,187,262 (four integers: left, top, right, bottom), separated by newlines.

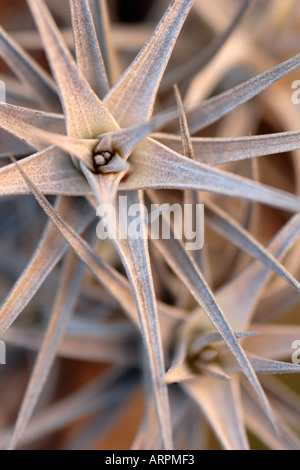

162,0,254,91
8,158,141,326
0,370,136,449
151,210,276,428
0,25,60,111
97,108,178,162
106,190,173,450
205,200,300,292
183,376,249,450
199,364,232,382
0,102,65,150
0,197,93,336
70,0,109,98
7,120,99,170
224,354,300,375
104,0,193,126
173,84,195,160
81,174,174,449
190,331,258,356
214,213,300,331
174,84,211,278
184,53,300,134
122,138,300,213
8,250,86,450
27,0,118,138
243,384,300,450
4,323,137,365
89,0,121,84
165,363,196,384
0,148,91,196
154,131,300,166
242,325,300,360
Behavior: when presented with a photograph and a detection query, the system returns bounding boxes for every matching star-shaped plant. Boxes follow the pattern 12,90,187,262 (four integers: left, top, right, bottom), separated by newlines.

0,0,300,450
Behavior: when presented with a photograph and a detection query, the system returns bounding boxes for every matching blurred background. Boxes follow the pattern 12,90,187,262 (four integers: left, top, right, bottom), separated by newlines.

0,0,300,450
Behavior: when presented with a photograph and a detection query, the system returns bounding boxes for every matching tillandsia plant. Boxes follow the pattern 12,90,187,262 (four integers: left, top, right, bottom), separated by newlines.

0,0,300,450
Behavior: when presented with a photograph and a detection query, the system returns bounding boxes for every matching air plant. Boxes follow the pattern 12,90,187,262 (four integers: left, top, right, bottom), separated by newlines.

0,0,300,450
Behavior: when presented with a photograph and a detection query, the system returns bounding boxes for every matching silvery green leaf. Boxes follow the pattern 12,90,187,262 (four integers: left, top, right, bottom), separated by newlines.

85,179,176,449
122,138,300,213
4,322,138,365
249,356,300,375
110,190,173,450
154,131,300,166
0,102,65,150
242,383,300,450
105,0,193,126
89,0,120,84
165,363,196,384
7,250,86,450
150,212,276,427
173,84,211,278
0,148,91,196
205,199,300,292
214,213,300,331
184,52,300,134
261,376,300,430
183,376,249,450
7,121,99,170
224,354,300,375
70,0,109,98
242,324,300,360
162,0,254,91
0,197,93,336
0,370,136,449
0,25,60,111
27,0,118,138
